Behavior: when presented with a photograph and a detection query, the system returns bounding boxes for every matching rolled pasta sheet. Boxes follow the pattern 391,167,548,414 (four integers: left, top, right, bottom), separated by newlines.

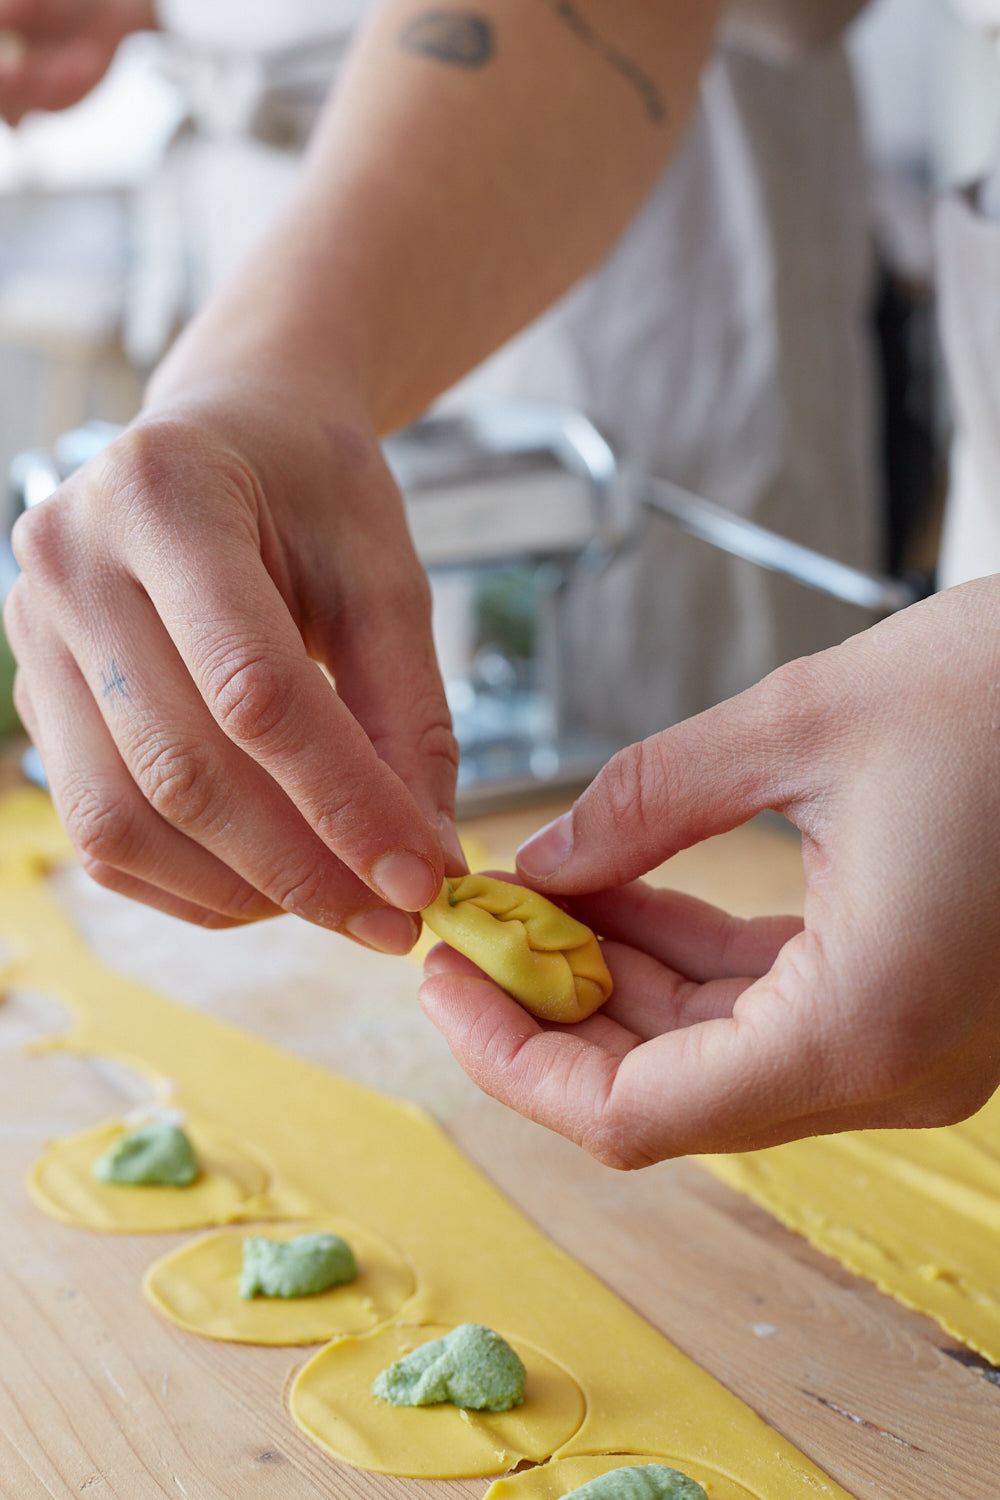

421,875,613,1023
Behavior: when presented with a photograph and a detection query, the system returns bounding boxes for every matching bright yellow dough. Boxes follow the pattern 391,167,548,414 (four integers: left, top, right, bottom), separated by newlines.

699,1115,1000,1365
292,1323,584,1477
483,1453,761,1499
3,788,850,1493
144,1217,414,1344
421,874,613,1022
29,1116,270,1233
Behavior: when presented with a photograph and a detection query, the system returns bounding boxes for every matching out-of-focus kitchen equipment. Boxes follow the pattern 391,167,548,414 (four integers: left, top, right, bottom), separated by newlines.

4,402,923,810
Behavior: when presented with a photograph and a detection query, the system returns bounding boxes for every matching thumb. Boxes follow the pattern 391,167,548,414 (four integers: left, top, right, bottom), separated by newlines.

516,663,823,894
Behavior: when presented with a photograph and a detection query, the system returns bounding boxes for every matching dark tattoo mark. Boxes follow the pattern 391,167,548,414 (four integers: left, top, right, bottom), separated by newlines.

399,11,494,68
101,660,127,702
540,0,667,126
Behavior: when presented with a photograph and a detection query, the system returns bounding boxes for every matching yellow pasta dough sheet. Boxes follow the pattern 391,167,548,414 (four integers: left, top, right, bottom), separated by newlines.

700,1108,1000,1367
1,788,848,1497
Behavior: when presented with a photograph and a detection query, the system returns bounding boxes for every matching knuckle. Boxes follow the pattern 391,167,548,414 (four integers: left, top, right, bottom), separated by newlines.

1,576,26,639
131,738,218,830
61,782,145,870
755,655,829,742
595,737,674,834
93,420,260,537
11,671,33,727
580,1112,654,1171
269,859,334,918
369,695,460,786
205,650,297,752
313,779,378,853
10,495,71,584
76,853,131,896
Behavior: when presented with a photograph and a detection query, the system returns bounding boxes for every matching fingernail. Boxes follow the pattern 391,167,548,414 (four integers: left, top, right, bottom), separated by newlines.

438,813,468,873
345,906,419,955
371,850,440,911
516,810,574,880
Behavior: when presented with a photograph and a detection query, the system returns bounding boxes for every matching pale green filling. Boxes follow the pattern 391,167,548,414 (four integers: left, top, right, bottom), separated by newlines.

372,1323,526,1411
92,1123,199,1187
239,1232,357,1299
565,1465,708,1500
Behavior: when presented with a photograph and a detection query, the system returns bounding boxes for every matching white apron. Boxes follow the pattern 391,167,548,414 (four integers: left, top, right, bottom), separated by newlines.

935,4,1000,589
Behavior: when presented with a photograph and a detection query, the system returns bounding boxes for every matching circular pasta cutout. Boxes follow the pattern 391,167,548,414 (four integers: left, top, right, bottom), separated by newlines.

482,1453,766,1499
143,1217,415,1344
290,1322,585,1478
27,1117,270,1233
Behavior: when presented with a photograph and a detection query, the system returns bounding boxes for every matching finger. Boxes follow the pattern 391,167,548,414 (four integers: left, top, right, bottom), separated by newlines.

421,928,852,1165
422,935,748,1039
305,475,461,839
0,36,108,117
5,579,282,924
418,971,638,1142
14,440,444,915
132,534,445,911
515,656,837,894
568,882,803,983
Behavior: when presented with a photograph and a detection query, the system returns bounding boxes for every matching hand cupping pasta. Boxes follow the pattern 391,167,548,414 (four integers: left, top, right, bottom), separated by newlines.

420,874,612,1023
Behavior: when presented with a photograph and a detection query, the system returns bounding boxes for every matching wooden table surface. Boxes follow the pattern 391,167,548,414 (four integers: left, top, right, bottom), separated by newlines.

2,772,999,1500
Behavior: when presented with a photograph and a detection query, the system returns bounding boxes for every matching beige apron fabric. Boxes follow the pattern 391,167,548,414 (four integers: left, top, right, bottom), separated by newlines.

448,41,879,740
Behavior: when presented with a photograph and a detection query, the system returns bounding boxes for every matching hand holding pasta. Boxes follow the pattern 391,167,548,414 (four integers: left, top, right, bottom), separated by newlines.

420,874,613,1023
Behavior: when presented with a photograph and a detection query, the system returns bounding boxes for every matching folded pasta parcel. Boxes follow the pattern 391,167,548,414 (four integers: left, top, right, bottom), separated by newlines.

421,874,613,1022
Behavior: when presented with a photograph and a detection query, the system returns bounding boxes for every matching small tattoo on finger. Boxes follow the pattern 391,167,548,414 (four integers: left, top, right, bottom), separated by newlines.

101,660,128,702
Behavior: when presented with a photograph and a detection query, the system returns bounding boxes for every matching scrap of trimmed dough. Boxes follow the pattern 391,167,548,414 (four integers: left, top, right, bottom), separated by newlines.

93,1121,198,1186
373,1322,526,1410
421,875,612,1022
240,1231,356,1298
563,1464,707,1499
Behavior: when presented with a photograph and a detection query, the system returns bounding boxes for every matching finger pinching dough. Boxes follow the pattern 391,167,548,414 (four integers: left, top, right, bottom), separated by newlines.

421,874,613,1022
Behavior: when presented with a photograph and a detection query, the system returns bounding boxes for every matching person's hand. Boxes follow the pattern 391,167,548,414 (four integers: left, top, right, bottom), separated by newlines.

4,373,461,949
420,578,1000,1162
0,0,154,126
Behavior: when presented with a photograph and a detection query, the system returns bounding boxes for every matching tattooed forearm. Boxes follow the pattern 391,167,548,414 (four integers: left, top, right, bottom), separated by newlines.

539,1,667,125
399,10,494,68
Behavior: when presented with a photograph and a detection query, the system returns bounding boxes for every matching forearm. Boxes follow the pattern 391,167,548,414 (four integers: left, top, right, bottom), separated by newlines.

149,0,724,432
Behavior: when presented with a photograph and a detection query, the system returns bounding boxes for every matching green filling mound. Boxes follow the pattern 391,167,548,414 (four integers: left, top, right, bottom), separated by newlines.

565,1465,708,1500
239,1232,357,1299
92,1122,199,1186
372,1322,526,1411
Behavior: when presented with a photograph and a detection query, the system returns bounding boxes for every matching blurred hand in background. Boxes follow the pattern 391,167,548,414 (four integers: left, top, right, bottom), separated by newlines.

0,0,156,125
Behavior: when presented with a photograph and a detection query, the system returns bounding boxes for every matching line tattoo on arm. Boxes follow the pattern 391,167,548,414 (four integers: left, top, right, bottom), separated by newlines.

398,5,666,125
539,0,667,125
398,10,494,67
